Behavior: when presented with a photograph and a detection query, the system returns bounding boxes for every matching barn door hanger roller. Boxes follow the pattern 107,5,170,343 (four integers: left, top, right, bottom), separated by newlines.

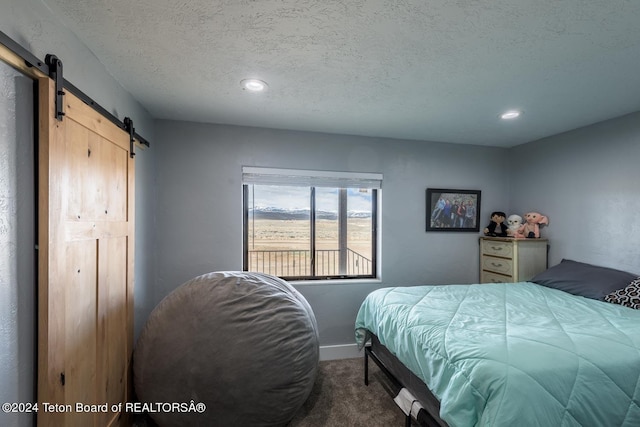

45,54,65,121
124,117,136,158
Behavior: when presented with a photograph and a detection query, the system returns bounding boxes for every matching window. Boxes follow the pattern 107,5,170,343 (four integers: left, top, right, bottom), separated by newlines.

242,167,381,280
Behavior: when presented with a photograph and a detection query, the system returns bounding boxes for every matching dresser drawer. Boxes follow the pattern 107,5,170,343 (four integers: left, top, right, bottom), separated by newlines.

481,239,513,258
479,237,548,284
481,255,514,275
481,270,513,283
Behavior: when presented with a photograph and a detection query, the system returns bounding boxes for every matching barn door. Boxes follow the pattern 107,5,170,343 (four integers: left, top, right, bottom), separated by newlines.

38,77,135,427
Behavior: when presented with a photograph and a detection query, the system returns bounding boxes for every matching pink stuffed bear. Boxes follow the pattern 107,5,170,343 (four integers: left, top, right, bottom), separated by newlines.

515,212,548,238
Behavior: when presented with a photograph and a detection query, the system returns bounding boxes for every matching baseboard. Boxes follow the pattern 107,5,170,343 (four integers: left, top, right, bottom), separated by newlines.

319,343,363,361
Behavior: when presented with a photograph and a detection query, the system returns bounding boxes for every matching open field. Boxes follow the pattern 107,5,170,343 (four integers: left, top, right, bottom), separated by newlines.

247,218,372,251
247,218,373,277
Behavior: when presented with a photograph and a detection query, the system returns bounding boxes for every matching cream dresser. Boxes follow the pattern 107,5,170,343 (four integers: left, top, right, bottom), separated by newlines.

479,237,548,283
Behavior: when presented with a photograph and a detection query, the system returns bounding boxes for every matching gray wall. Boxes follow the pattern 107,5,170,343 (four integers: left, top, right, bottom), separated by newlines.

0,60,35,427
153,120,510,345
509,111,640,275
134,142,157,341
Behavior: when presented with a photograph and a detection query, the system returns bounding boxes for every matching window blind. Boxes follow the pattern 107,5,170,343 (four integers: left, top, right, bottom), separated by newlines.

242,166,382,189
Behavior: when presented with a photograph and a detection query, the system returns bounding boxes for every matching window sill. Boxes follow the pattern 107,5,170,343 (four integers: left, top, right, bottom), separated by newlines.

290,277,382,286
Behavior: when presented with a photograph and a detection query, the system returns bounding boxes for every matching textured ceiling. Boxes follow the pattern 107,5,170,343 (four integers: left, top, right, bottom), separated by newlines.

43,0,640,147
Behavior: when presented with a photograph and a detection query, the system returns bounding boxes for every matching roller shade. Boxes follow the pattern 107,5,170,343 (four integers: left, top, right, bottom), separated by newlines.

242,166,382,189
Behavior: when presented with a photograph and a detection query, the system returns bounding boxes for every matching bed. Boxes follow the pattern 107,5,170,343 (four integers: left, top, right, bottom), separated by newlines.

355,260,640,426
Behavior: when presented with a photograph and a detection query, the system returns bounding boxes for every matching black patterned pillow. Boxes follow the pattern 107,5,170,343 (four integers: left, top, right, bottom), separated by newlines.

605,277,640,309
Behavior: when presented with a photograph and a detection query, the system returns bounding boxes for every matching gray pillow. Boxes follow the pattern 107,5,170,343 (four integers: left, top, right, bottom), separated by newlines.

531,259,637,300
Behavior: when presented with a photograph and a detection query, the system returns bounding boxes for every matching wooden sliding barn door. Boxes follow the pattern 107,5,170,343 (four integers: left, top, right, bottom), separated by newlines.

38,77,135,427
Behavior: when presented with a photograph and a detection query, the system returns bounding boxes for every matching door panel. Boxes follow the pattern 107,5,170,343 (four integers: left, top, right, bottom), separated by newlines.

97,236,128,427
64,239,98,426
38,77,134,427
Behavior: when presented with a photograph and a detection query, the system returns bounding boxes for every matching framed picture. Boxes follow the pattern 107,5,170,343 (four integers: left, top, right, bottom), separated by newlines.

426,188,481,232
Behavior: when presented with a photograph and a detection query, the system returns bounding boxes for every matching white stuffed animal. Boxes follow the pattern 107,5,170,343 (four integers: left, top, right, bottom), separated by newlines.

506,214,523,237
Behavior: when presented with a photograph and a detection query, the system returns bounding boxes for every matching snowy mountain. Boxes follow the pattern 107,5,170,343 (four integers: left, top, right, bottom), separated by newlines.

248,207,370,220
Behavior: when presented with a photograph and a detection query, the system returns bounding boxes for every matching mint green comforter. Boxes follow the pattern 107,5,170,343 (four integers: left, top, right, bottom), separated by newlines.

355,283,640,426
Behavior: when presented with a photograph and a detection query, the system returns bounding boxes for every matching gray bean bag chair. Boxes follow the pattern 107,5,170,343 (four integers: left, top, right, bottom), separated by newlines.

133,271,319,426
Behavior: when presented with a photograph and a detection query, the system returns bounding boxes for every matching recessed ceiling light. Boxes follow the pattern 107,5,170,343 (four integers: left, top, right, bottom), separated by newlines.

500,110,522,120
241,79,268,92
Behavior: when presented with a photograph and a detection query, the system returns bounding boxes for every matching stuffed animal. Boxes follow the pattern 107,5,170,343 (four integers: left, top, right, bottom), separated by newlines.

483,211,508,237
517,212,548,238
506,214,523,237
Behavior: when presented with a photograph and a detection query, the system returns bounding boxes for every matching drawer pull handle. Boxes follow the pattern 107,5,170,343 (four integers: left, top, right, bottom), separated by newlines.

491,262,503,267
490,246,503,251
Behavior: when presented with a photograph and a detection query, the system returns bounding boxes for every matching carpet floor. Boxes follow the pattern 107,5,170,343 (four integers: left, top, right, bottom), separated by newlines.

287,356,406,427
134,356,406,427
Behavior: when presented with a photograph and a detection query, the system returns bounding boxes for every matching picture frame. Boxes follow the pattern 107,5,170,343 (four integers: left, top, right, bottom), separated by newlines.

426,188,481,232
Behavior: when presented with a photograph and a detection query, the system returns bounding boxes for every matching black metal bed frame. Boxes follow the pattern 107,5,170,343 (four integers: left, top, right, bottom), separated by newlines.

363,335,449,427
